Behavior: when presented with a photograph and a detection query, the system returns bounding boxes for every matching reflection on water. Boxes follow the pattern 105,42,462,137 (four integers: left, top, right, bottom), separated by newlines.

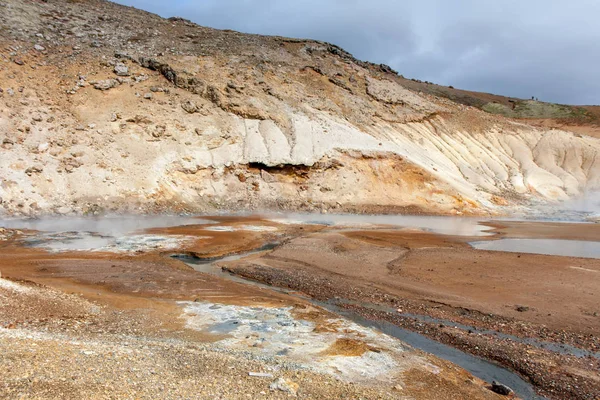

269,213,493,236
4,214,599,259
470,238,600,259
0,215,212,235
0,215,211,252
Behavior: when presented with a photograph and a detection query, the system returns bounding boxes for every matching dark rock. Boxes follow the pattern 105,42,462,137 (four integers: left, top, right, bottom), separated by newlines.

139,57,177,84
491,381,513,396
25,166,44,176
114,52,135,62
515,305,529,312
168,16,192,24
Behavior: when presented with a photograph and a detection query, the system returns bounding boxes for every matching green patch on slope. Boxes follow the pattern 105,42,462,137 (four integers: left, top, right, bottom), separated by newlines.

482,100,593,121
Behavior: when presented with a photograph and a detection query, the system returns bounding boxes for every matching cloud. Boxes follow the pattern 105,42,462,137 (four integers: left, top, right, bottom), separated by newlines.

114,0,600,104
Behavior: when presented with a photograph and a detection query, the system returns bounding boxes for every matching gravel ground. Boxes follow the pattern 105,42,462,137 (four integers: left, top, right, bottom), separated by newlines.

0,277,399,399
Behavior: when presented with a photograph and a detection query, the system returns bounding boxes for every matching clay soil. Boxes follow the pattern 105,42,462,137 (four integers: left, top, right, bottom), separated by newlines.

223,220,600,400
0,218,507,400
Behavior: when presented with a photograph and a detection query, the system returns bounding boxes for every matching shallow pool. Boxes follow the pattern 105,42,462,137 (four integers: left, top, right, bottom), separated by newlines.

470,238,600,259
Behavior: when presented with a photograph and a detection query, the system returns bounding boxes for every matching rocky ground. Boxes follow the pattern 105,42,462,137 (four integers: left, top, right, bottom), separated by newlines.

1,0,600,398
219,220,600,400
0,0,599,217
0,278,399,399
0,219,509,400
2,216,599,398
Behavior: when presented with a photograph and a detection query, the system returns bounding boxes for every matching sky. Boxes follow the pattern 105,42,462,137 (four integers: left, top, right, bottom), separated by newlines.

113,0,600,105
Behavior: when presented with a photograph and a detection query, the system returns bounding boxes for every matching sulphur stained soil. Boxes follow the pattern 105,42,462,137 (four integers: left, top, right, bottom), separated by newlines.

218,218,600,400
0,219,505,400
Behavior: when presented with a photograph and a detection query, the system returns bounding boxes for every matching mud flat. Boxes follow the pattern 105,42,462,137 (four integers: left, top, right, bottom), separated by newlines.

1,214,599,399
0,215,510,400
218,216,600,400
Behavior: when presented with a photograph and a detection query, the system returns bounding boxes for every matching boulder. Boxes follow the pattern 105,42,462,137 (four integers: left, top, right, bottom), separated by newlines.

181,100,199,113
491,381,514,396
114,63,129,76
94,79,119,91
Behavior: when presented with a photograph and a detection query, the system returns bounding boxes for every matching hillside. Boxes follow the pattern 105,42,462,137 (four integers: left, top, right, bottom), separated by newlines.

1,0,599,216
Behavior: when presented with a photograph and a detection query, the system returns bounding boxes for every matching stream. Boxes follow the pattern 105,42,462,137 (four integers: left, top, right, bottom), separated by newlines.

177,250,544,400
4,213,599,399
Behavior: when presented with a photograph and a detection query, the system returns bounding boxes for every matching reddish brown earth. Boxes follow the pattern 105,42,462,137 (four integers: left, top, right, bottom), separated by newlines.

0,218,509,400
2,216,599,399
220,219,600,400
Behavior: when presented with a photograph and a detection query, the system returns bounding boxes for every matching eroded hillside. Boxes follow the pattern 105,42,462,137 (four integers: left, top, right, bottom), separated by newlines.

0,0,599,216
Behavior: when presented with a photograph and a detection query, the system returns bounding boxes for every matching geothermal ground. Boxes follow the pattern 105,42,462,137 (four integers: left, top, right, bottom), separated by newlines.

1,214,598,399
1,0,600,399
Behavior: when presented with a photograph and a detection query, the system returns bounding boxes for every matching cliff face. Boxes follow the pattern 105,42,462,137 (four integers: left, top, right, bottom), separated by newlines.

1,0,599,216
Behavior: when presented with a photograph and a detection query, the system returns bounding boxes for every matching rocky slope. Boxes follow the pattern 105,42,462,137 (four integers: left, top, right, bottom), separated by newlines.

1,0,599,216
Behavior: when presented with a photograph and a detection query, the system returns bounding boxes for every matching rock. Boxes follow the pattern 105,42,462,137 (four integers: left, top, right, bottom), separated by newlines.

114,51,135,61
13,58,24,66
143,93,152,100
61,157,83,173
152,125,166,138
261,169,277,183
181,100,199,113
393,384,403,391
25,165,44,176
32,114,43,122
269,377,298,396
114,63,129,76
6,88,14,96
491,381,514,396
34,44,45,51
515,305,529,312
56,206,72,215
94,79,119,90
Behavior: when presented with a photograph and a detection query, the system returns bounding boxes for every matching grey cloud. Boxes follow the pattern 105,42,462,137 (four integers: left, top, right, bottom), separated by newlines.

114,0,600,104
